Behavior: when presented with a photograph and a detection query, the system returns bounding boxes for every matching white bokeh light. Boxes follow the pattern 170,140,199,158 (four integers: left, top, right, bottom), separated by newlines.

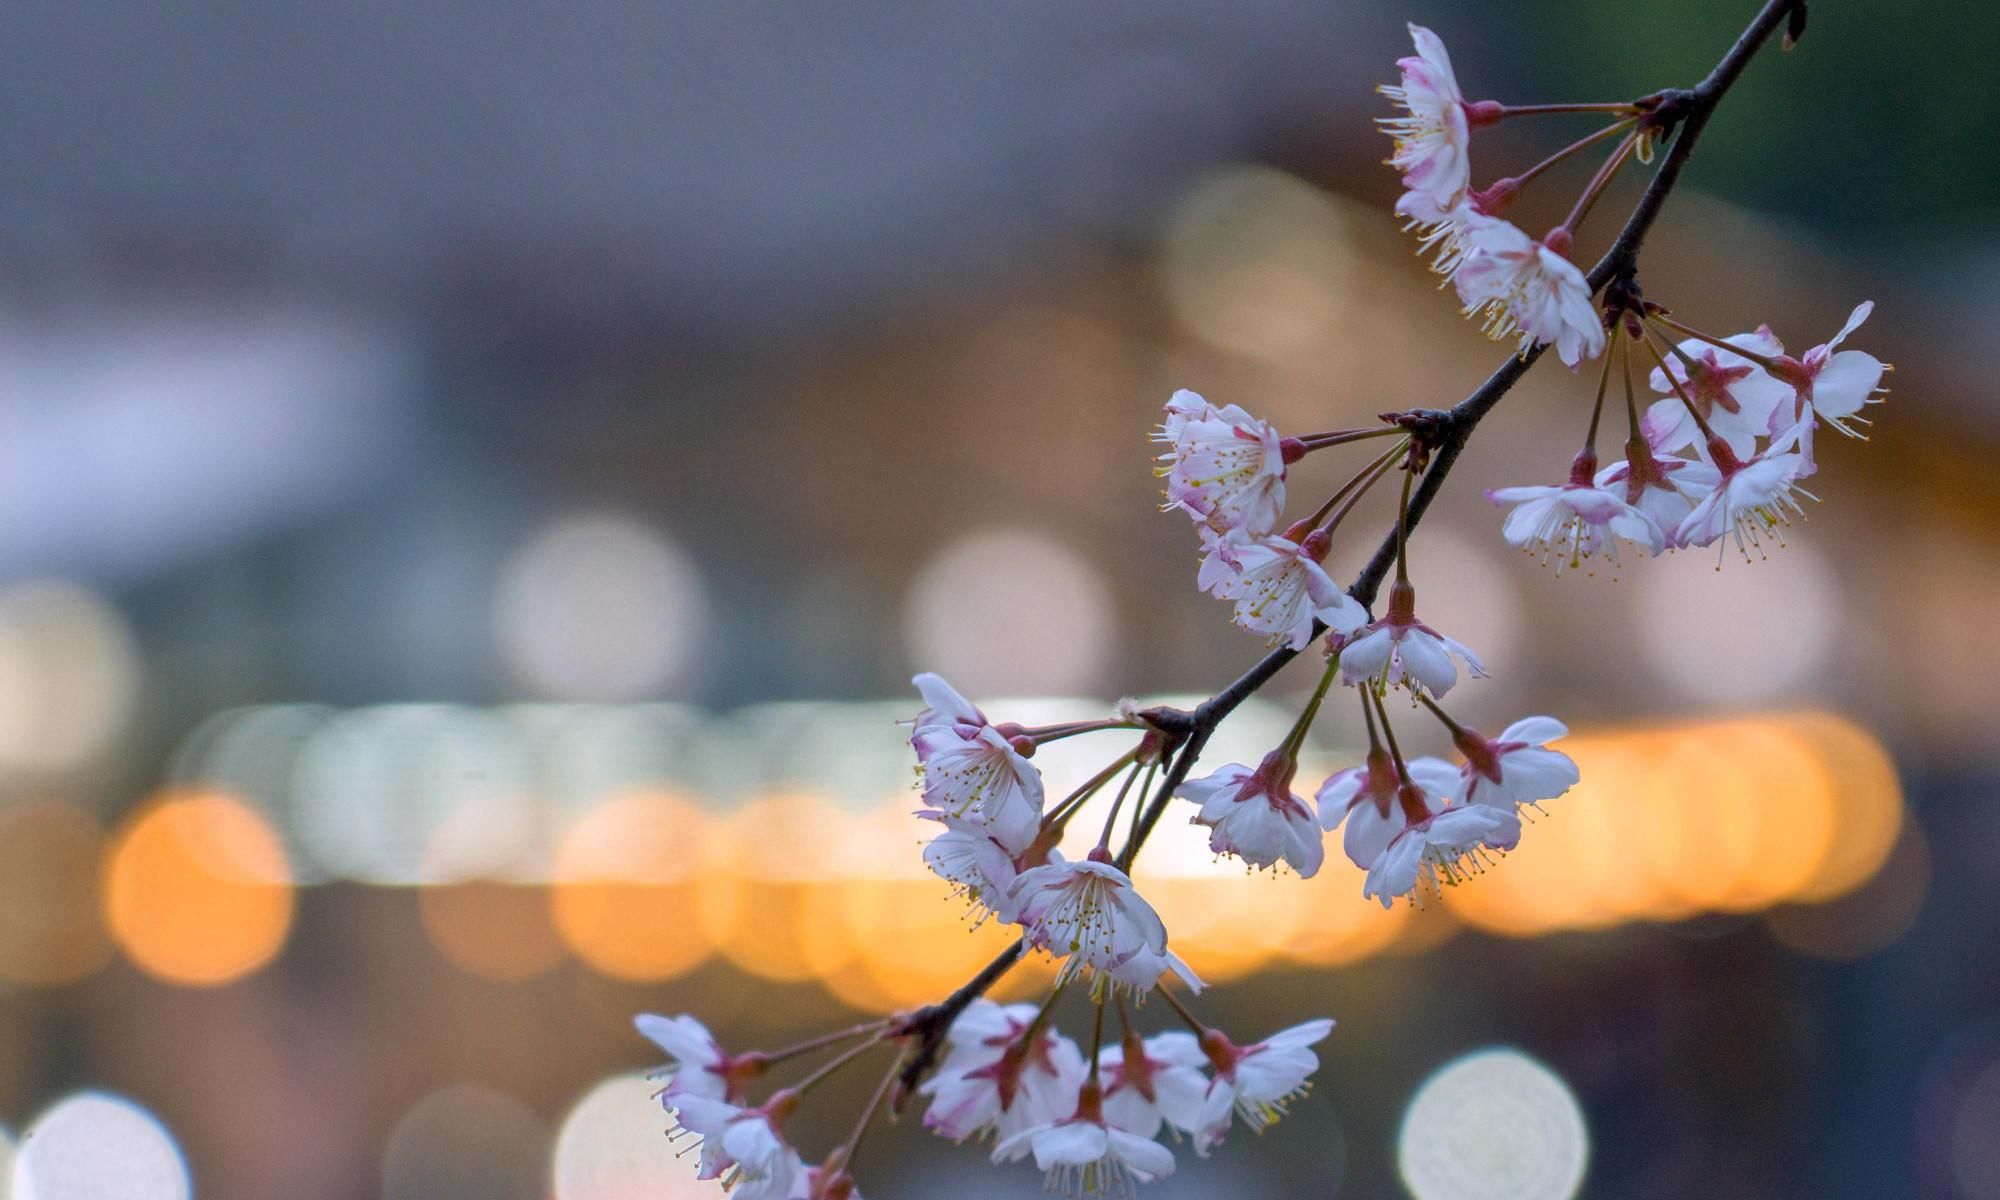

494,513,709,702
13,1092,190,1200
553,1072,722,1200
383,1084,549,1200
1398,1048,1588,1200
904,527,1114,696
0,581,139,775
1633,539,1839,704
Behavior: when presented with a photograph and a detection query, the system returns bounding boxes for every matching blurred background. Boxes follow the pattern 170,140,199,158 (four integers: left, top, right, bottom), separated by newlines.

0,1,1994,1197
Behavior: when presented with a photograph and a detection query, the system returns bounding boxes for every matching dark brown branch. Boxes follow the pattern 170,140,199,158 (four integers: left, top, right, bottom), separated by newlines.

893,0,1802,1102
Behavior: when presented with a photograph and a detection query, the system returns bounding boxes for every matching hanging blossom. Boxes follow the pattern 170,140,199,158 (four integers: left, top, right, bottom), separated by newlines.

921,1001,1087,1144
1099,1029,1211,1140
1443,715,1580,811
1175,753,1326,878
1344,760,1528,908
1107,944,1206,998
1748,301,1888,476
1643,327,1785,458
1381,24,1497,273
1673,434,1812,559
636,1013,761,1104
1337,579,1487,696
1594,442,1721,548
1009,858,1173,995
1454,215,1606,367
670,1094,806,1200
1155,389,1294,538
992,1077,1178,1196
920,809,1037,928
909,673,1045,851
1485,453,1666,572
1190,1019,1337,1156
1324,754,1461,871
1200,527,1368,651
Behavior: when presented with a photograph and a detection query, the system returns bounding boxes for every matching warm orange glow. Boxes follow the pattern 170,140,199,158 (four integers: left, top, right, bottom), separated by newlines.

1766,822,1930,960
550,793,714,982
1787,712,1903,901
420,881,569,981
104,791,294,986
0,802,114,984
700,795,863,983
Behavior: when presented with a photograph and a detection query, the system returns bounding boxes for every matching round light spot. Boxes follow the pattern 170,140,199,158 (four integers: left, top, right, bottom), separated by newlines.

494,513,708,702
0,581,140,775
103,791,294,986
0,802,114,984
550,793,714,982
552,1072,723,1200
383,1085,549,1200
1632,540,1839,704
420,881,568,982
1399,1048,1588,1200
1160,166,1358,361
13,1092,189,1200
903,528,1114,696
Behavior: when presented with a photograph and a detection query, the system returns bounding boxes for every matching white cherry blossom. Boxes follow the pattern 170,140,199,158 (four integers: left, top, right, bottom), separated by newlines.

1099,1031,1211,1140
1643,327,1785,458
992,1080,1177,1195
1380,24,1473,211
1750,301,1888,475
909,673,1045,850
1595,448,1722,546
1010,858,1172,994
1362,799,1521,909
1485,465,1665,572
1322,754,1460,870
1337,580,1487,696
1203,530,1368,651
1157,391,1291,537
920,810,1033,927
922,1001,1087,1144
1673,439,1812,559
1174,753,1325,877
672,1095,806,1200
636,1013,751,1104
1447,715,1580,811
1189,1019,1336,1155
1453,215,1605,367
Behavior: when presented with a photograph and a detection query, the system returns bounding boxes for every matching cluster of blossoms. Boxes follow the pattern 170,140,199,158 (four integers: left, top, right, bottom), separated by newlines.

1379,21,1888,568
627,9,1855,1196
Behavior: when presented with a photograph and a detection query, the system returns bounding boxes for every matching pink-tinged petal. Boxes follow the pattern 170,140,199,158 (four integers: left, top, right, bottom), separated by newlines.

1405,755,1462,802
1826,300,1873,351
1029,1121,1108,1170
1337,627,1394,685
1363,833,1425,906
1394,631,1459,696
912,673,981,726
1341,796,1404,868
1498,715,1567,746
1107,1128,1178,1180
1496,746,1579,804
1812,351,1884,418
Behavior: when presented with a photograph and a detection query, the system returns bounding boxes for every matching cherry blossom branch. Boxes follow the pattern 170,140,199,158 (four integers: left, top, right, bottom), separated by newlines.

891,0,1803,1104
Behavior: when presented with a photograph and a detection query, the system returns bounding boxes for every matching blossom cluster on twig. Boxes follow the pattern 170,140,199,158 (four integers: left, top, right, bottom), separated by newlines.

626,4,1867,1195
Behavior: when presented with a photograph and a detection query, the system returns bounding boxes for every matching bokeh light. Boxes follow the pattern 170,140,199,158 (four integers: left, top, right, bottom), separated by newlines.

552,1072,723,1200
0,802,114,985
0,580,140,776
420,881,570,982
103,790,295,986
494,512,709,702
903,528,1115,697
551,792,715,982
1398,1048,1588,1200
12,1091,190,1200
382,1084,549,1200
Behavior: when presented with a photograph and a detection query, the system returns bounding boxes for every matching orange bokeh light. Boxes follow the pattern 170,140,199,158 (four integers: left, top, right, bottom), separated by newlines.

104,790,295,986
551,792,715,982
420,881,570,981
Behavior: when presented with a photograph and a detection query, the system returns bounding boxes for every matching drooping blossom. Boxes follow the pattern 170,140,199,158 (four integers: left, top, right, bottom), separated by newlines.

1323,754,1461,872
1748,301,1888,475
1156,390,1292,537
1174,753,1325,878
1106,945,1205,997
920,810,1034,928
671,1094,806,1200
1189,1019,1337,1156
1444,715,1580,811
1453,214,1606,367
636,1013,759,1104
909,673,1044,851
1485,454,1665,572
1337,579,1487,696
1379,24,1473,213
992,1078,1177,1196
1672,436,1812,558
1643,327,1785,457
1099,1030,1211,1140
921,1001,1087,1144
1202,528,1368,651
1595,443,1722,546
1360,785,1521,909
1009,858,1171,994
